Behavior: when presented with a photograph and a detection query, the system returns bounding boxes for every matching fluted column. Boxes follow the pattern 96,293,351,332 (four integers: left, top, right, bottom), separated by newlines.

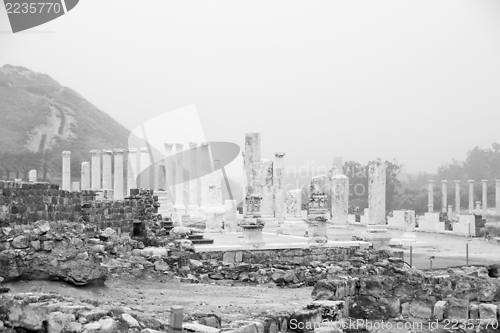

62,151,71,191
427,180,434,213
113,149,124,200
140,147,150,189
90,150,101,190
102,150,112,190
441,180,447,212
274,152,286,223
468,180,474,214
174,143,186,215
482,180,487,215
187,142,199,216
454,180,461,215
81,162,90,190
127,148,137,195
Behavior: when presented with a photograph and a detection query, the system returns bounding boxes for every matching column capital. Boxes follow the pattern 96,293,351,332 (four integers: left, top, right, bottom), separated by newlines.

90,150,101,156
468,179,475,183
140,147,148,153
62,151,71,155
188,142,198,149
127,148,137,154
113,149,124,154
275,152,285,158
175,143,183,151
102,149,113,155
482,179,488,183
441,180,448,183
81,161,90,166
164,143,174,150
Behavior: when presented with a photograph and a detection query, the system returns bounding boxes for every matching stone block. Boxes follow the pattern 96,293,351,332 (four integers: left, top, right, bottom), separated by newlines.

434,301,447,321
444,298,469,320
478,303,498,323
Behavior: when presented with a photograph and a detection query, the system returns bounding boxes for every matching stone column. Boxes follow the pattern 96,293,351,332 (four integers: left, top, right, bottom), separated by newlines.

307,175,329,244
140,147,150,189
28,170,37,183
454,180,461,215
468,180,474,214
71,181,80,192
81,162,90,190
286,189,302,219
368,161,386,225
260,159,274,217
401,210,417,242
113,149,124,200
174,144,186,218
427,180,434,213
274,152,286,223
441,180,447,212
102,150,112,190
482,180,487,215
447,205,453,217
331,174,349,226
242,152,246,216
199,142,210,214
224,200,237,232
90,150,101,190
475,201,481,215
496,179,500,215
127,148,137,196
164,143,175,213
62,151,71,191
187,142,199,216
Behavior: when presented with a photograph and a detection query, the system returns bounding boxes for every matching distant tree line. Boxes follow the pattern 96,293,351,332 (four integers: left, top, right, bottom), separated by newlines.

0,150,59,181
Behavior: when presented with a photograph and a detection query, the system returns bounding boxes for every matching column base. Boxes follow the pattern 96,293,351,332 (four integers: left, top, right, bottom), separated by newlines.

240,225,265,247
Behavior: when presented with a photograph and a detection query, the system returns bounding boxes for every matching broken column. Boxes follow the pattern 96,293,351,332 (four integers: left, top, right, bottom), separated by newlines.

331,174,349,227
455,180,461,215
274,152,286,224
81,162,90,190
163,143,175,214
174,143,186,219
401,210,417,243
199,142,210,215
468,180,474,214
241,133,264,246
187,142,199,216
62,151,71,191
260,159,274,218
482,180,487,215
113,149,124,200
427,180,434,213
126,149,137,196
475,201,481,215
279,189,306,235
140,147,150,189
102,150,112,190
90,150,101,190
28,170,37,183
224,199,237,232
242,152,247,216
368,160,386,225
307,175,329,244
496,179,500,215
441,180,447,212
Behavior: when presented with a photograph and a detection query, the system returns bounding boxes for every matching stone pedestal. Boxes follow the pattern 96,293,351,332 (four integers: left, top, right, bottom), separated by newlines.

28,170,37,183
174,144,186,218
280,189,306,234
113,149,124,200
62,151,71,191
224,200,238,232
368,161,386,225
441,180,447,212
81,162,90,190
330,175,349,227
307,220,328,245
401,210,417,242
274,152,286,223
240,225,265,246
455,180,461,215
102,150,112,190
155,190,170,219
468,180,475,214
90,150,101,190
482,180,487,214
260,159,274,217
427,180,434,213
127,149,137,195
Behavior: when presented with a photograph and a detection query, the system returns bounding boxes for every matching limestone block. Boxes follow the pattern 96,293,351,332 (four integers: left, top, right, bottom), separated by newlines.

444,298,469,320
478,303,498,323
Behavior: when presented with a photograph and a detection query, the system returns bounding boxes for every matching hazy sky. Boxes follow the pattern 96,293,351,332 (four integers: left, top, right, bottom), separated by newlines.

1,0,500,175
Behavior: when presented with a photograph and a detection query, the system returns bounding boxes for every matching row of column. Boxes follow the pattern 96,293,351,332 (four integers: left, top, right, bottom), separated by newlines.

428,179,500,215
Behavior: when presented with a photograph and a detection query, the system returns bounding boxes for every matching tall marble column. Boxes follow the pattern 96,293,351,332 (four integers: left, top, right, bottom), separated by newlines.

260,159,274,217
62,151,71,191
174,144,186,216
441,180,447,212
199,142,210,214
368,161,386,225
454,180,461,215
274,152,286,223
127,148,137,195
496,179,500,215
482,180,487,215
113,149,124,200
242,132,263,228
90,150,101,190
140,147,150,189
468,180,474,214
427,180,434,213
81,162,90,190
187,142,199,216
102,150,113,190
164,143,175,213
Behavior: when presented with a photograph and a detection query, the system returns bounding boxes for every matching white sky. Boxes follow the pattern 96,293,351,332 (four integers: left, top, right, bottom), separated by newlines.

1,0,500,175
